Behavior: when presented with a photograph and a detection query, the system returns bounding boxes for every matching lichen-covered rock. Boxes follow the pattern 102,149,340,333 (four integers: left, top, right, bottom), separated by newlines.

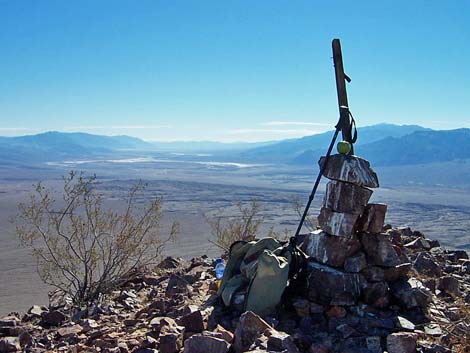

319,154,379,187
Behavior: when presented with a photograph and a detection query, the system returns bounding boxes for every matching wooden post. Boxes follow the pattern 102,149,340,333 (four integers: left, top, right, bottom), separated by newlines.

332,38,354,154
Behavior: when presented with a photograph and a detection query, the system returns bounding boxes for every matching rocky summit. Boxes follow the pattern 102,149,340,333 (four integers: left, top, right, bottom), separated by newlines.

0,227,468,353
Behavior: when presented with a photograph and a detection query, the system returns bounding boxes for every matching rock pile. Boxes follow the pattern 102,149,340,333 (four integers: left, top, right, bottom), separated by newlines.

0,155,468,352
0,238,468,353
293,154,469,352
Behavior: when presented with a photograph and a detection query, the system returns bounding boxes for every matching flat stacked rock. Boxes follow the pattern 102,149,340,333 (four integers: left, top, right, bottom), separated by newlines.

291,153,469,352
302,154,405,310
317,154,383,236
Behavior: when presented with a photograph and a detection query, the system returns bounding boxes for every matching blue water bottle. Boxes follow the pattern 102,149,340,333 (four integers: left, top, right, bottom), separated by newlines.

215,258,225,289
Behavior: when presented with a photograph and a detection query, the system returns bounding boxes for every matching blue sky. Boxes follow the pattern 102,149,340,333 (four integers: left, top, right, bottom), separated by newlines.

1,1,469,142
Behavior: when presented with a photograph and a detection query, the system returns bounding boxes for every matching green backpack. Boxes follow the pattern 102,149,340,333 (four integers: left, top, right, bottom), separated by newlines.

218,237,305,316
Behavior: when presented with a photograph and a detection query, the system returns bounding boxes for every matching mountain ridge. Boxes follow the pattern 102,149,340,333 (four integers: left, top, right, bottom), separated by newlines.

240,123,430,163
293,128,470,166
1,124,469,168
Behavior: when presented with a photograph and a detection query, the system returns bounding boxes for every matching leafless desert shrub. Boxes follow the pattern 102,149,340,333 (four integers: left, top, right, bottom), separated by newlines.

205,200,281,252
15,171,178,307
292,195,317,232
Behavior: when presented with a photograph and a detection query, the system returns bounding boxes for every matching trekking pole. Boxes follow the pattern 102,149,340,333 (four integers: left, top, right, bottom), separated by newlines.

293,38,355,239
293,119,342,238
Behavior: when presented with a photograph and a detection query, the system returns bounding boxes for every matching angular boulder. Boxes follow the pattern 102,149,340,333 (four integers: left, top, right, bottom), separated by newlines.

386,332,417,353
41,310,66,327
178,310,205,333
57,324,83,339
357,203,388,234
307,262,363,306
317,208,360,237
165,274,192,297
391,278,432,310
322,180,372,214
360,233,401,267
0,317,19,329
266,331,291,351
319,154,379,188
234,311,272,353
404,237,431,251
412,252,442,277
150,317,182,335
395,316,415,331
383,263,412,283
158,256,182,270
300,230,362,268
363,266,385,282
437,276,461,298
0,337,21,353
159,333,182,353
363,281,390,308
214,325,234,344
183,334,229,353
27,305,46,318
344,252,367,273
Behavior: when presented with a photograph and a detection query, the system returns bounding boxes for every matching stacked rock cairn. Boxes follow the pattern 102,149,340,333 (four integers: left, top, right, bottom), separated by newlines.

298,153,431,350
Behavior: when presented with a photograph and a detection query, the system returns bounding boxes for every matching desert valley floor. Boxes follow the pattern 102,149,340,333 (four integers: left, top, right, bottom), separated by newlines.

1,159,469,315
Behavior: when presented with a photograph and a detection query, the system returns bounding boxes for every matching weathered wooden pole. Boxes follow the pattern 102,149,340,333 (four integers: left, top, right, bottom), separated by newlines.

332,38,354,154
293,39,356,238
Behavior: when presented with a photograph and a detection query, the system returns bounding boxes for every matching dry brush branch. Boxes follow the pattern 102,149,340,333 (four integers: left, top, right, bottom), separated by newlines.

15,171,178,307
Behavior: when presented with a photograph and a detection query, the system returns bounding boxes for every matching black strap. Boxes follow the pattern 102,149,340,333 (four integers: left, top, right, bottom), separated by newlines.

349,111,357,143
335,107,358,144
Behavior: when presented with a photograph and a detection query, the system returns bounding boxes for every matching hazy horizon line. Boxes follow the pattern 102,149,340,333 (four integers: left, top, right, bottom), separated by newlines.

1,122,469,143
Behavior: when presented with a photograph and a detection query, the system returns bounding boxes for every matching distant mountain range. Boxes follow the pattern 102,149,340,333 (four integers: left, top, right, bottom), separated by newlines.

1,124,469,168
0,131,154,164
240,123,430,163
0,131,153,151
288,126,470,166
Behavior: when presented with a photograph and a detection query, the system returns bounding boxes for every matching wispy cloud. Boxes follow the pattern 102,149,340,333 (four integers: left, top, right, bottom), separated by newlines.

64,125,172,130
0,127,35,131
260,121,330,127
227,128,321,135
